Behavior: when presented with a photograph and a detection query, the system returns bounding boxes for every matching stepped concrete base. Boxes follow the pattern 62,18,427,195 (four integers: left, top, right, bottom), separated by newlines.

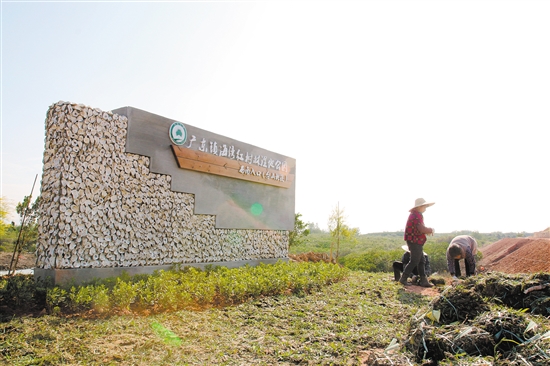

34,258,287,285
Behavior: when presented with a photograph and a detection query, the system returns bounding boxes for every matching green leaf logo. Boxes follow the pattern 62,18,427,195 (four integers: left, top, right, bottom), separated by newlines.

169,122,187,145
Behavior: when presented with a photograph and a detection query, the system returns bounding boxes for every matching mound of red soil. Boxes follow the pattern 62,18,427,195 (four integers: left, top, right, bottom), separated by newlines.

289,252,334,263
479,238,550,274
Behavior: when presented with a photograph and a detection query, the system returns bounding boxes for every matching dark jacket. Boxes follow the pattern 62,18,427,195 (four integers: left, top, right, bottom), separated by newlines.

401,251,431,276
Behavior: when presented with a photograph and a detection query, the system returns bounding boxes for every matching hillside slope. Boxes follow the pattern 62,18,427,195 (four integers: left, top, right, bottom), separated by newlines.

479,237,550,273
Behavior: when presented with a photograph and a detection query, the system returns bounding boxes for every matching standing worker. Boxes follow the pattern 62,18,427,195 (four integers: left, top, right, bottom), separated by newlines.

447,235,478,279
399,198,435,287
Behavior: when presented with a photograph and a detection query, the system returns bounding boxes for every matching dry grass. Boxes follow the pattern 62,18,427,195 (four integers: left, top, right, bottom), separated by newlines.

2,271,549,365
1,271,428,365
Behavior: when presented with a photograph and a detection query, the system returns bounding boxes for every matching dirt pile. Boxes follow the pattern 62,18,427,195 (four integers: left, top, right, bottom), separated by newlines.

479,237,550,274
0,252,36,271
366,235,550,365
409,273,550,364
533,227,550,238
365,272,550,365
289,252,334,263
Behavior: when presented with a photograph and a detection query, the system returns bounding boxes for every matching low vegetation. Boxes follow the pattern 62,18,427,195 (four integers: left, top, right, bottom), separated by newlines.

1,261,347,318
1,214,547,365
2,262,549,365
1,264,425,365
291,231,490,274
0,196,39,253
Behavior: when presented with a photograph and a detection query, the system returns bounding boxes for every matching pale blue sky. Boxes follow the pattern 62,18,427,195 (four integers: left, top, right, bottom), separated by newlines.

1,0,549,234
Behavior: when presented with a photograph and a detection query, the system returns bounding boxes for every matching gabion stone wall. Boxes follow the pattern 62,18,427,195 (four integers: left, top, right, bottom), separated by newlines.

36,102,288,270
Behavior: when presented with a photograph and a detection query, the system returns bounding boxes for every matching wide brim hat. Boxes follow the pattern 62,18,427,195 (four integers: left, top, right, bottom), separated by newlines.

409,198,435,212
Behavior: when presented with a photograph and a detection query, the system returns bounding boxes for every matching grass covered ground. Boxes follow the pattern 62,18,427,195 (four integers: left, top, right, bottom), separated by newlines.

3,265,550,365
1,270,428,365
3,229,549,365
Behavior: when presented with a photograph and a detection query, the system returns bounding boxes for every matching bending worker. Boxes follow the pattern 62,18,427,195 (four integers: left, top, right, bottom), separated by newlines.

446,235,478,279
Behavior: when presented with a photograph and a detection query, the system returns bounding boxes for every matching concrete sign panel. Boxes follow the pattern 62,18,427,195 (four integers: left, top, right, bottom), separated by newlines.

112,107,296,231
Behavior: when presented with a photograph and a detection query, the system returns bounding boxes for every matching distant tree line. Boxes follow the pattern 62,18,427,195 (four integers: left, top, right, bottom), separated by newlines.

290,208,524,275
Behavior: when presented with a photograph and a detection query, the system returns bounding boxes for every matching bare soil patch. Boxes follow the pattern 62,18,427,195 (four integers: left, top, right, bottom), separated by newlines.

403,283,441,297
289,251,333,263
0,252,36,271
479,237,550,273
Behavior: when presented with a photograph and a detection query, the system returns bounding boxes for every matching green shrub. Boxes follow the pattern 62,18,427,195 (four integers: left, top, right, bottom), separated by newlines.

0,275,47,318
4,261,349,316
67,284,110,312
110,278,138,310
180,267,217,305
294,232,496,275
46,286,67,314
339,249,400,272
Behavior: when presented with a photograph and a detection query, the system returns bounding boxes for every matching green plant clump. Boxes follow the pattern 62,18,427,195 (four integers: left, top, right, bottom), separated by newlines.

1,261,349,317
